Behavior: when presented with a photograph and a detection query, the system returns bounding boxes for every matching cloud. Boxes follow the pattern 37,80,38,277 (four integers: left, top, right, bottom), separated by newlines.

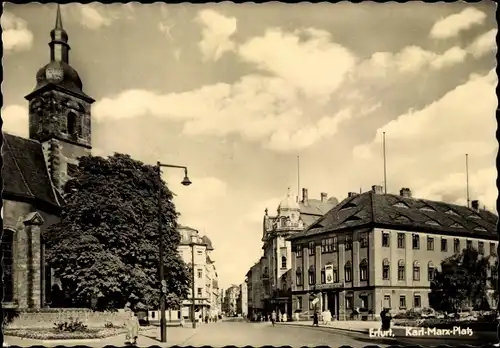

352,69,497,209
1,105,28,137
466,29,497,58
356,45,466,78
414,167,497,212
196,9,237,61
1,11,33,52
67,4,133,30
238,28,356,99
430,7,487,40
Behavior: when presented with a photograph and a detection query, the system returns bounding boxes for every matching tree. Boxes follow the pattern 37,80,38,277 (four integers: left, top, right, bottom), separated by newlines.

429,247,490,313
45,153,191,310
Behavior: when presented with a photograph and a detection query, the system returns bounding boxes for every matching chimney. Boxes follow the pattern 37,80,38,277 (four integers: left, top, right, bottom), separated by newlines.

471,200,480,211
321,192,328,202
400,188,412,198
372,185,383,194
348,192,358,198
302,188,308,203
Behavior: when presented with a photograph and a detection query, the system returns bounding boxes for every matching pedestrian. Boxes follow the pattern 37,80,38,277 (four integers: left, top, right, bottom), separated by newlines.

125,309,139,345
282,312,287,322
180,316,185,327
205,314,209,324
271,310,277,326
313,311,319,327
380,308,392,331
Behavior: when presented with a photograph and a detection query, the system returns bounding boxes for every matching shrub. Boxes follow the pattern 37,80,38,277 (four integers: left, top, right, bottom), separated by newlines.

104,321,114,328
53,317,88,332
393,308,422,319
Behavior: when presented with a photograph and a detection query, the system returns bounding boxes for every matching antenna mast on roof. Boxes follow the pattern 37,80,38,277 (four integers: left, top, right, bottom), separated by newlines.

297,156,300,203
466,153,470,208
383,132,387,194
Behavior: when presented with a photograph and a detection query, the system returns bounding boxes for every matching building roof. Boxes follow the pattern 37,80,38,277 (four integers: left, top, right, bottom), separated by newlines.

2,133,60,210
288,190,498,241
201,235,214,250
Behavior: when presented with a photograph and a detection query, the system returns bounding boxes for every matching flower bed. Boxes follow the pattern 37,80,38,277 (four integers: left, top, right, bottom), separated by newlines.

7,310,129,329
4,327,126,340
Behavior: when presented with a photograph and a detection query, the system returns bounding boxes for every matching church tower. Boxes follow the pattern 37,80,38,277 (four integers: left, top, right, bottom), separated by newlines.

25,4,94,191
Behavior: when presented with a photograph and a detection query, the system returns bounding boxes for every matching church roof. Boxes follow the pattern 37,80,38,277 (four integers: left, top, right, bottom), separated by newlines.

2,133,60,210
201,235,214,250
288,190,498,241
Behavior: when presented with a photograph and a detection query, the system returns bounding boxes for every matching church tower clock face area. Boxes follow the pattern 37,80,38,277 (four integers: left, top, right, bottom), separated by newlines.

24,4,95,189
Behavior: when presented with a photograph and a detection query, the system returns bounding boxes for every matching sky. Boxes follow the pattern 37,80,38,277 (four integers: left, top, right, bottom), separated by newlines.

2,2,498,290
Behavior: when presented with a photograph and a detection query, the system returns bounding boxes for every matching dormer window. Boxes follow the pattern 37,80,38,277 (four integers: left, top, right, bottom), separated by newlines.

419,206,435,212
393,202,409,209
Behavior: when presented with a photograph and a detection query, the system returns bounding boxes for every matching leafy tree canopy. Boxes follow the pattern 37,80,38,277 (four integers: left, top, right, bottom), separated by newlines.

45,153,191,310
429,247,494,313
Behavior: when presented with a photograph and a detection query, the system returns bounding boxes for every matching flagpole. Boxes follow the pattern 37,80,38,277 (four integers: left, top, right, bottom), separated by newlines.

383,132,387,194
466,154,470,208
297,156,300,203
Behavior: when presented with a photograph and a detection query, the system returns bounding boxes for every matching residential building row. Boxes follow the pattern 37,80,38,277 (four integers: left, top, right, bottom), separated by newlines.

222,285,240,316
150,225,221,321
244,185,498,320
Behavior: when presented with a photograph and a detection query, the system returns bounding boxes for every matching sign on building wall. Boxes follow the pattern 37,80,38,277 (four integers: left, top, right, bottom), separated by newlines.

325,264,334,284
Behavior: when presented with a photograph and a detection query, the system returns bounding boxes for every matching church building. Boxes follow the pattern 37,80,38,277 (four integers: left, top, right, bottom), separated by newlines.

2,5,94,309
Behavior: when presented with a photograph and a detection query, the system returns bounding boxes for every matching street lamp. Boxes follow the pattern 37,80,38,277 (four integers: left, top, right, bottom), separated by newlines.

157,162,192,343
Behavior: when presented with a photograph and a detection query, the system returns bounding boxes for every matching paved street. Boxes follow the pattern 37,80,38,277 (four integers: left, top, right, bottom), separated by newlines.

5,320,498,347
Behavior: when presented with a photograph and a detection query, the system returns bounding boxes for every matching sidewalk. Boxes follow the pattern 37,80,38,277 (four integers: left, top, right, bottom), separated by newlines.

277,320,498,341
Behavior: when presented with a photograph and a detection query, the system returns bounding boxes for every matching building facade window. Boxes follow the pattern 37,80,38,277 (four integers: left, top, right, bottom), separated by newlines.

382,259,390,280
346,295,353,309
1,229,14,302
296,245,303,258
359,259,368,281
382,232,390,247
466,240,472,249
197,287,202,296
397,233,405,248
414,295,421,308
281,256,287,269
399,295,406,309
383,295,391,309
309,241,316,255
296,268,303,286
66,112,78,135
412,234,420,250
441,238,448,252
478,242,484,255
491,243,497,256
321,268,326,283
332,267,339,283
360,232,368,248
427,237,434,251
308,266,315,285
321,238,334,253
345,261,352,282
297,296,302,310
345,234,353,250
332,236,339,251
197,269,203,279
428,261,435,281
360,295,368,310
413,261,420,281
454,238,460,253
398,260,405,280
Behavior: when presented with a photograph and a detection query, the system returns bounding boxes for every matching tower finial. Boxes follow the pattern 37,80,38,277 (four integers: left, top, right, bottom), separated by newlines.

55,4,63,30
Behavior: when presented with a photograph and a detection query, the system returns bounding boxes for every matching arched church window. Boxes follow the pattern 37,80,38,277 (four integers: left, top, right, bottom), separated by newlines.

2,229,14,302
281,256,287,269
66,112,78,136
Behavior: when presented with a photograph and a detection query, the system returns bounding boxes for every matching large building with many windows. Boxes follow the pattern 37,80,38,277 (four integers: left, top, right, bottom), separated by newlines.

288,185,498,320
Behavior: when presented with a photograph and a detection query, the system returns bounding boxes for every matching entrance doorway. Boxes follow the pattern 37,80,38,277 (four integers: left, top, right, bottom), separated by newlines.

327,292,339,320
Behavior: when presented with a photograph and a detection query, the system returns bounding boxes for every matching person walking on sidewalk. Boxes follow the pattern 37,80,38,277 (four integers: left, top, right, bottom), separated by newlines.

313,311,319,327
380,308,392,331
271,310,277,327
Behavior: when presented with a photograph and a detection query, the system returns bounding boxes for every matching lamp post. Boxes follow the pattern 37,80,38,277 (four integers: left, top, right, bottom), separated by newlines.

190,237,197,329
157,162,192,343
